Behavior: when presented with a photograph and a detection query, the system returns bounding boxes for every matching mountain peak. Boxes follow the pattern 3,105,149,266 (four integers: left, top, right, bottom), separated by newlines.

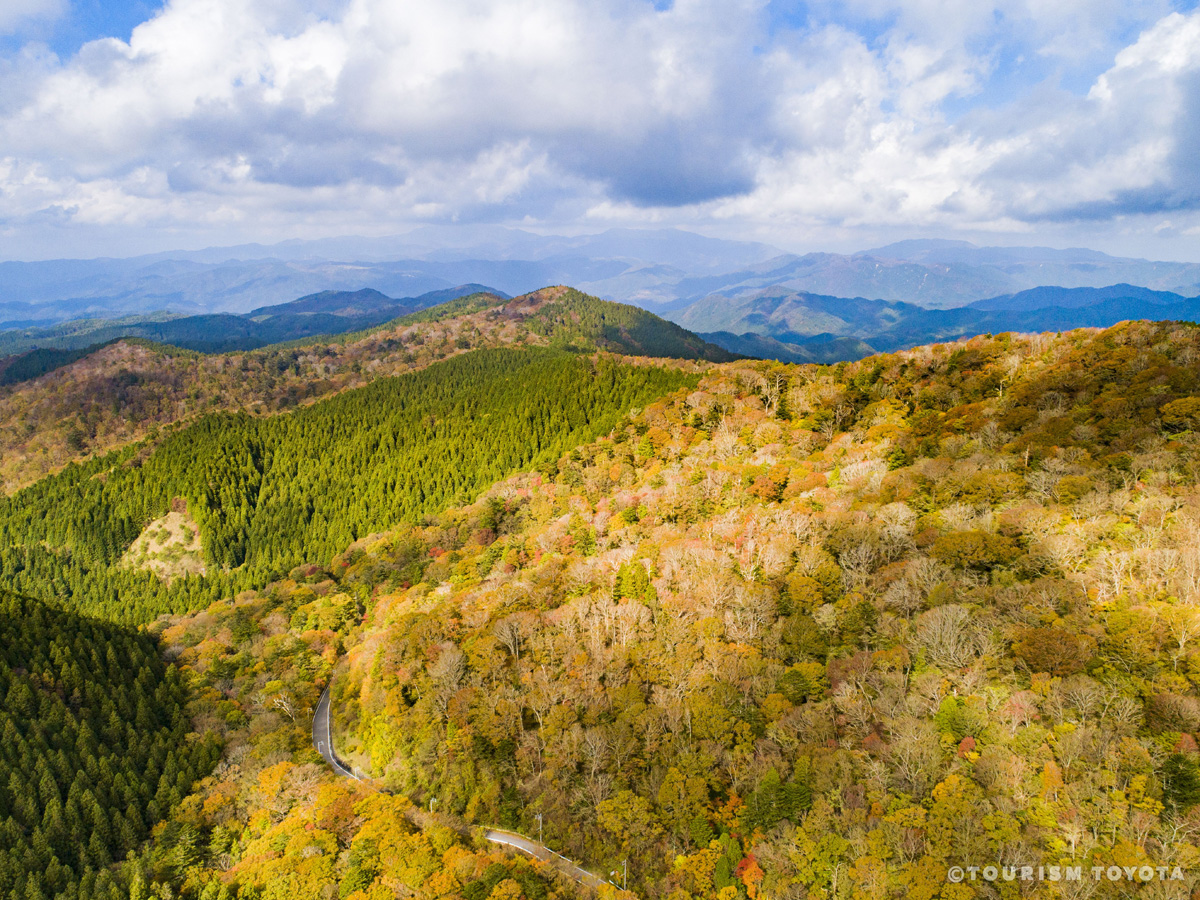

864,238,978,258
248,288,399,318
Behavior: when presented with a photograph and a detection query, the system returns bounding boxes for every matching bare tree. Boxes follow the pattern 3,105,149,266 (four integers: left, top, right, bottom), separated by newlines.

713,417,739,460
757,371,787,418
1060,811,1090,859
1174,531,1200,603
580,726,611,782
882,577,922,619
912,604,989,669
1096,687,1143,735
887,718,941,797
1055,725,1100,780
614,600,651,648
272,693,296,723
428,644,467,718
838,541,879,590
724,583,776,643
1166,607,1200,671
494,618,522,662
1054,675,1104,722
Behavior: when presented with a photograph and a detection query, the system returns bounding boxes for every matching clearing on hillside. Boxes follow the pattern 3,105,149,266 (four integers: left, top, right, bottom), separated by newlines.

120,502,206,582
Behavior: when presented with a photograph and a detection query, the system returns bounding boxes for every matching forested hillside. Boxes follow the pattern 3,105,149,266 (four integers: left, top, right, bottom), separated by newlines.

0,286,499,358
0,348,696,622
276,319,1200,897
92,317,1200,900
0,287,725,492
0,592,219,900
14,308,1200,900
521,289,737,361
119,580,583,900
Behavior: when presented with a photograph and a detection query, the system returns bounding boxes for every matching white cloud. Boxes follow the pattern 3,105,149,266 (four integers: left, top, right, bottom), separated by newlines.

0,0,66,34
0,0,1197,255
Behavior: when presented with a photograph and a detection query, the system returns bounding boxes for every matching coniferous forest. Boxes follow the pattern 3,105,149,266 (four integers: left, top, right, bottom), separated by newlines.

0,348,695,623
0,592,219,900
0,288,730,494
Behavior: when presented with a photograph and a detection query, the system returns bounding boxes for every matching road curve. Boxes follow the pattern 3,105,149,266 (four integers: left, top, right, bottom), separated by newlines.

312,688,358,779
312,685,616,892
483,830,610,889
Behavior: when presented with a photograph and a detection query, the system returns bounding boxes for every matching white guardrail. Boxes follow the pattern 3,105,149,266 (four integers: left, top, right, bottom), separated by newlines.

315,686,621,891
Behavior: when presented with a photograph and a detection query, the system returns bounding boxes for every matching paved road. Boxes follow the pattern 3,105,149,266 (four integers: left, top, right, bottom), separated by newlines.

312,685,615,891
483,829,610,889
312,688,357,779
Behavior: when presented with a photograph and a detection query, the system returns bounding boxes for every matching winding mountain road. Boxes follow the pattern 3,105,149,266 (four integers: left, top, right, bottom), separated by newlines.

482,830,609,889
312,687,612,891
312,688,358,780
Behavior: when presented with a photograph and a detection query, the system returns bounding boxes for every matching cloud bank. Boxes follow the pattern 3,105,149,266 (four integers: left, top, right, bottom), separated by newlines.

0,0,1198,257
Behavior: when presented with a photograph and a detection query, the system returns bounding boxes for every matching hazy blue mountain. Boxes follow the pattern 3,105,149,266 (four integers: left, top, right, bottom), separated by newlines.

673,283,1200,363
0,258,457,326
968,283,1187,311
3,230,1200,332
656,253,1019,309
0,284,499,357
0,254,644,326
142,226,783,270
974,296,1200,336
865,241,1200,299
867,239,1111,264
699,330,877,364
674,286,917,337
654,248,1200,311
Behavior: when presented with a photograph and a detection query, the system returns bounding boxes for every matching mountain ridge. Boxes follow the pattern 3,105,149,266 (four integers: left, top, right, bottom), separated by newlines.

0,284,505,357
0,286,731,491
3,229,1200,327
683,282,1200,362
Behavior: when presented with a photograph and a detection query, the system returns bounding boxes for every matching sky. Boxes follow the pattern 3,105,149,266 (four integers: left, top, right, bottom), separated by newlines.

1,0,1199,261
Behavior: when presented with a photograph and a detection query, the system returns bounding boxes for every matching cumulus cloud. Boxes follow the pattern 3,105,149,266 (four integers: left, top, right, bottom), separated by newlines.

0,0,1197,252
960,11,1200,222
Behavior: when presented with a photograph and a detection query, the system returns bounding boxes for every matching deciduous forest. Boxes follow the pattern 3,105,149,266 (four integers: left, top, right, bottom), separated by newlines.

6,294,1200,900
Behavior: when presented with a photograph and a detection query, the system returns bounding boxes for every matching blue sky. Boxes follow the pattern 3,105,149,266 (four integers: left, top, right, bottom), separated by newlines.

0,1,163,57
1,0,1199,260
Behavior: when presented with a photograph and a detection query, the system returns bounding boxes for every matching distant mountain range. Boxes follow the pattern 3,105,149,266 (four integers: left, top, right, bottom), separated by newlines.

0,284,503,357
657,241,1200,311
0,227,778,328
4,229,1200,366
3,230,1200,331
686,283,1200,362
10,277,1199,373
697,330,876,364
